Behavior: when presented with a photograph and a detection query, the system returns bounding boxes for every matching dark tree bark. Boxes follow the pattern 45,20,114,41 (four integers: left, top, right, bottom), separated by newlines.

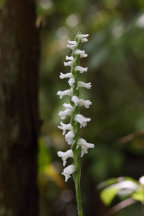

0,0,40,216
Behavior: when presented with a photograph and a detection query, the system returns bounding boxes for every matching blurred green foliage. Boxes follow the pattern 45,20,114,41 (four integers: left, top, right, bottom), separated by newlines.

37,0,144,215
98,176,144,215
38,138,52,172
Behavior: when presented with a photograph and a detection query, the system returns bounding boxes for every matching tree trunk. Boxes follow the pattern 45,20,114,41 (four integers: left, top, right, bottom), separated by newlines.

0,0,40,216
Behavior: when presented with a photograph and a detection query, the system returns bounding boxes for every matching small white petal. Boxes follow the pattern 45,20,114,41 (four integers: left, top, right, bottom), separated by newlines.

64,61,73,67
72,96,92,108
75,66,88,73
58,121,73,135
57,89,72,99
65,130,75,144
75,114,91,128
78,81,92,89
68,78,75,87
62,164,76,182
74,49,88,58
57,150,74,166
59,72,73,79
65,56,74,61
78,138,94,157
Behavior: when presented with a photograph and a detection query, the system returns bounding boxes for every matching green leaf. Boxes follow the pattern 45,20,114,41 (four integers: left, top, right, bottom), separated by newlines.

99,178,140,206
132,189,144,202
100,186,119,206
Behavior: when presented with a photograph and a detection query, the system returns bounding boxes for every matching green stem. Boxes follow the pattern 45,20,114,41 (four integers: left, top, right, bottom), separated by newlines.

74,167,83,216
71,34,83,216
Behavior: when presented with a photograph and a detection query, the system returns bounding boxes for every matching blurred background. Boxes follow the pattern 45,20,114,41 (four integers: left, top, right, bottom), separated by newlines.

36,0,144,215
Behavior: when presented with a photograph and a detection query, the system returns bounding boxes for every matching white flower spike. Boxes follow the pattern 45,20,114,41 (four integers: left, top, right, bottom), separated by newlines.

57,33,94,190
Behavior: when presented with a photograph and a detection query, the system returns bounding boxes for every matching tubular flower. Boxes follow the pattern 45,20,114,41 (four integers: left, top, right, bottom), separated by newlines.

75,66,88,73
65,130,75,145
78,81,92,89
57,89,72,99
58,107,72,120
75,49,88,58
78,138,95,157
57,33,94,182
62,165,76,182
72,96,92,108
57,150,74,166
59,72,72,79
75,114,91,128
58,122,73,135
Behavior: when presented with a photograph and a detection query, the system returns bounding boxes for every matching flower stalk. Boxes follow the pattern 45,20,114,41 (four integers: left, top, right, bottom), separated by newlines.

57,33,94,216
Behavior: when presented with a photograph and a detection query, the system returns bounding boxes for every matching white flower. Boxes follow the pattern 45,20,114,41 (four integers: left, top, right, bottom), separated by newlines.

75,114,91,128
77,33,89,38
76,34,89,43
67,44,76,50
65,130,75,144
58,108,72,120
72,96,92,108
65,56,74,61
57,89,72,99
64,61,73,67
62,164,76,182
64,55,74,67
78,138,94,157
67,40,77,50
63,103,73,109
78,81,92,89
59,72,72,79
58,121,73,135
75,66,88,73
68,78,75,87
68,40,77,45
57,150,74,166
80,38,88,42
74,49,88,58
